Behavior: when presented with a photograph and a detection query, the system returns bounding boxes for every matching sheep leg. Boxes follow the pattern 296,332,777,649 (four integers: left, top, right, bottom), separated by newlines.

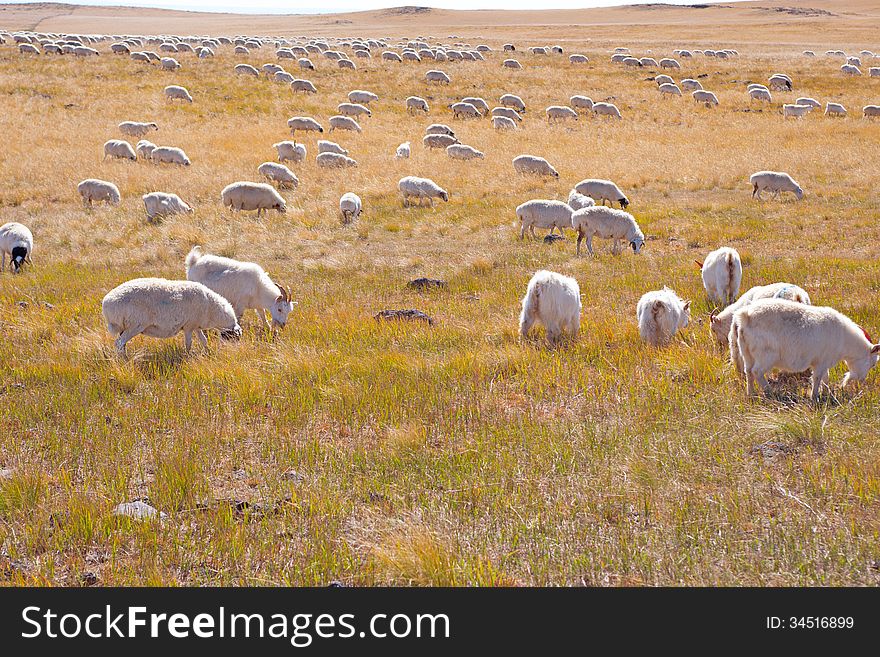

114,325,144,357
196,330,208,350
576,230,584,255
586,235,595,257
184,330,193,353
0,253,5,271
530,225,537,239
771,189,780,200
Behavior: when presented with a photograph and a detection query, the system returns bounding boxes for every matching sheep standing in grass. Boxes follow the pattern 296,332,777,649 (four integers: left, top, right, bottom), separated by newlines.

328,115,362,132
398,176,448,207
451,102,481,119
709,282,811,347
406,96,429,113
103,278,242,356
119,121,158,138
136,140,157,159
749,88,772,103
150,146,190,166
142,192,192,222
729,300,879,402
697,247,742,306
637,287,690,346
160,57,180,71
235,63,260,77
426,69,450,84
273,141,306,163
546,105,578,122
493,116,517,130
592,102,622,119
519,270,581,344
337,102,371,119
750,171,803,200
258,162,299,189
825,102,847,117
567,190,595,210
221,182,286,215
864,105,880,118
103,139,137,161
316,152,358,168
574,179,628,208
185,246,295,331
318,140,347,155
782,103,813,118
78,179,120,206
395,141,411,159
659,83,682,98
693,90,719,107
569,95,594,113
572,206,644,256
446,144,484,160
0,222,33,273
348,90,378,104
500,93,526,113
339,192,362,224
287,116,324,135
516,200,573,239
512,155,558,178
423,133,459,149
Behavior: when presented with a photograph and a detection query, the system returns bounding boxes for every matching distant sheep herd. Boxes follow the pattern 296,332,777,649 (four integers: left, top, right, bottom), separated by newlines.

3,27,880,404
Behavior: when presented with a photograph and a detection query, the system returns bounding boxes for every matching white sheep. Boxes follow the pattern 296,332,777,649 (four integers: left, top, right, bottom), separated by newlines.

500,93,526,113
337,102,371,118
659,58,680,69
185,246,295,331
749,88,772,103
274,71,295,84
693,90,719,106
592,102,622,119
150,146,190,166
287,116,324,135
258,162,299,189
493,116,517,130
569,95,594,113
316,152,358,168
654,74,674,86
406,96,429,113
348,90,378,104
796,97,821,108
573,179,629,208
290,79,317,93
164,85,193,103
519,270,581,344
750,171,803,200
462,97,490,115
546,105,579,122
317,140,347,155
658,82,682,97
102,278,241,355
423,133,459,149
502,59,522,69
328,115,362,133
395,142,411,159
103,139,137,161
697,247,742,306
516,200,573,239
567,190,595,211
572,206,645,256
825,102,847,117
221,181,286,215
118,121,158,138
0,222,33,273
446,144,484,160
234,63,260,77
491,107,522,122
398,176,448,207
768,74,792,90
159,57,180,71
637,287,690,346
729,299,879,402
426,70,450,84
512,155,558,178
864,105,880,118
78,179,120,206
339,192,362,224
273,141,306,163
142,192,192,222
298,57,315,70
870,67,880,77
425,124,455,136
681,78,702,91
451,102,481,119
709,282,811,347
782,103,813,118
841,64,861,76
569,54,589,64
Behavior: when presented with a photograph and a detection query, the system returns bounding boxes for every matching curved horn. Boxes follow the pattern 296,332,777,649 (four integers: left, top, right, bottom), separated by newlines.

276,282,287,300
694,260,704,270
858,325,873,343
709,307,720,321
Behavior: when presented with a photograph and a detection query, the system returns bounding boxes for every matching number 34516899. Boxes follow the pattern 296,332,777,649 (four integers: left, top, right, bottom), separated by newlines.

766,617,854,629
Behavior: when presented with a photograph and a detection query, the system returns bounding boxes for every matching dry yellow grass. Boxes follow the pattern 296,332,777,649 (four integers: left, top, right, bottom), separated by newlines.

1,2,880,586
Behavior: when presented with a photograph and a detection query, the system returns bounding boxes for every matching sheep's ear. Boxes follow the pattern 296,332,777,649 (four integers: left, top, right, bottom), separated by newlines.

872,344,880,354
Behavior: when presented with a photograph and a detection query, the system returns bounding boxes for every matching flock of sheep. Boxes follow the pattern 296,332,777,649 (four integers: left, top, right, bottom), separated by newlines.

3,28,880,404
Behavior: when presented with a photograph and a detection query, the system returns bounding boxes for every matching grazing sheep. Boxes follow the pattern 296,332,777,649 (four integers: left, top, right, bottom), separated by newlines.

339,192,362,224
572,206,644,256
150,146,190,166
502,59,522,70
795,97,821,108
546,105,578,122
298,57,315,70
142,192,192,222
729,300,879,402
287,116,324,135
512,155,558,178
164,85,193,103
451,102,481,119
569,54,588,64
118,121,158,138
337,59,356,70
693,90,719,106
395,141,411,159
273,140,306,163
768,74,792,90
841,64,861,76
316,152,358,168
749,88,772,103
0,222,33,273
159,57,180,71
825,102,847,117
185,246,295,331
654,74,675,86
864,105,880,117
406,96,429,113
574,179,629,208
19,43,40,54
328,115,362,133
681,78,702,91
317,140,347,155
103,139,137,161
102,278,241,355
221,181,286,215
423,133,459,149
493,116,517,130
569,95,594,112
516,200,573,239
659,82,682,97
697,247,742,306
783,103,813,118
290,78,317,93
750,171,803,200
382,51,403,62
870,67,880,77
659,58,681,69
491,106,522,122
593,102,622,119
519,270,581,344
500,93,526,113
136,140,157,159
398,176,448,207
258,162,299,189
425,124,455,137
274,71,295,84
348,90,378,104
567,190,595,211
637,287,690,346
462,97,490,115
709,283,811,347
426,69,450,84
337,102,371,119
78,179,120,206
446,144,484,160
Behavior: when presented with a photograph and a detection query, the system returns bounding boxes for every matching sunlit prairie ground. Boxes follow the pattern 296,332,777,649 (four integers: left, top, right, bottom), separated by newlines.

1,13,880,585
